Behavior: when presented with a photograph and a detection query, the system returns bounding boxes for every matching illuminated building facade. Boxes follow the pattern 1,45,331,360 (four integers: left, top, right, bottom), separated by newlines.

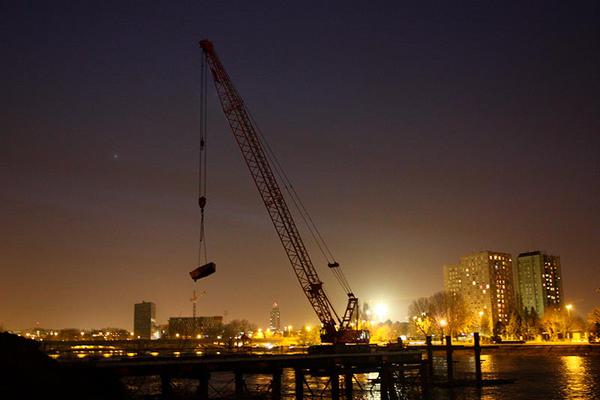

516,251,563,316
443,264,461,295
134,301,156,339
168,316,223,338
269,302,281,332
444,251,515,332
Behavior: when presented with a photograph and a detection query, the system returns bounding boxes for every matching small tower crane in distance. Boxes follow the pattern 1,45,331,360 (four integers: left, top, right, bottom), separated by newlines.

199,40,369,344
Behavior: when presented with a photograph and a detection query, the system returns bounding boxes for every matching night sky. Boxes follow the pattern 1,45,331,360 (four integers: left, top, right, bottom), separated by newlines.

2,1,599,331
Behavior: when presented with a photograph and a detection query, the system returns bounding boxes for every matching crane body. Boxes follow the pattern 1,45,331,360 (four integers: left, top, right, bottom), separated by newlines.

199,40,368,344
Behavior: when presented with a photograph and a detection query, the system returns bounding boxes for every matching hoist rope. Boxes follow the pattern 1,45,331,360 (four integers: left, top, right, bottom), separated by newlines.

198,54,208,265
248,111,333,262
246,110,354,295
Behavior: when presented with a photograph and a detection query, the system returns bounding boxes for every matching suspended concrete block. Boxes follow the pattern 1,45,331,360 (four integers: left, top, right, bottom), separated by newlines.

190,262,216,281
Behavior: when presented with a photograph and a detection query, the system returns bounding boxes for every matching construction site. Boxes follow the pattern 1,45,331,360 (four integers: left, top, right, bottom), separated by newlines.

29,40,512,400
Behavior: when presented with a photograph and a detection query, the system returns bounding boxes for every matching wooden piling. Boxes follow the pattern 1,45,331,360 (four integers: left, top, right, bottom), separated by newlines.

425,335,434,380
474,332,482,385
235,371,244,398
420,360,430,399
294,368,304,400
197,371,210,400
386,363,399,400
445,335,453,383
379,362,399,400
272,369,282,400
330,371,340,400
380,367,389,400
160,372,172,399
344,371,353,399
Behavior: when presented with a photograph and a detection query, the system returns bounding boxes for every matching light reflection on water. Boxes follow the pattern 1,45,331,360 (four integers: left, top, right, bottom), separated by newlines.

431,353,600,400
122,353,600,399
561,355,588,399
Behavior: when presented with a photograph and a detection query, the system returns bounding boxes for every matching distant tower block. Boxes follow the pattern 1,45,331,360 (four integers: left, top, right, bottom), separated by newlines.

443,251,515,332
516,251,563,316
269,302,281,333
134,301,156,339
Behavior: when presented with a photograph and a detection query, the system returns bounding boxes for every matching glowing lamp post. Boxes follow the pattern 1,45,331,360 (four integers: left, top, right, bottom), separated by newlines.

439,319,448,343
566,304,573,340
478,311,485,335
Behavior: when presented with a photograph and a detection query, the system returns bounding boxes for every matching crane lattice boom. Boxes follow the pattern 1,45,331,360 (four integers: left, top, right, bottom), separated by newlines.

200,40,367,344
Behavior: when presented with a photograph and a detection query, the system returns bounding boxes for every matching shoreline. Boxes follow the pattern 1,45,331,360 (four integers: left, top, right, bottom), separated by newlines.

481,343,600,356
419,342,600,356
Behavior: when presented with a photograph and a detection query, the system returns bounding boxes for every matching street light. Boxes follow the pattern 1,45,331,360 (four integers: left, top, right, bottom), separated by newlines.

566,304,573,341
566,304,573,312
476,311,485,337
439,319,448,344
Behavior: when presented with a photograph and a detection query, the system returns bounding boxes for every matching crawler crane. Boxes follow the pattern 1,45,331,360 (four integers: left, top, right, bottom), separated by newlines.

199,40,369,344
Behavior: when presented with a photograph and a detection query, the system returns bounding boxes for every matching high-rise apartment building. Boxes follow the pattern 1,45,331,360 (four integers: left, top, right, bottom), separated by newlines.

134,301,156,339
269,302,281,332
515,251,563,316
444,251,515,332
443,264,461,295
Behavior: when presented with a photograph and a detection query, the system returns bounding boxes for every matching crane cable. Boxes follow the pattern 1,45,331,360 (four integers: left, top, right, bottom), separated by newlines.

198,54,208,265
246,110,353,295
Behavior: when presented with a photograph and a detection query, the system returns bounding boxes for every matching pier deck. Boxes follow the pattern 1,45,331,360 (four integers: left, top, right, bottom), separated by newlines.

56,349,426,399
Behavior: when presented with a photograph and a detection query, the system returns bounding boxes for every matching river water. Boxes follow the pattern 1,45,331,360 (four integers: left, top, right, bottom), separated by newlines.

122,353,600,399
430,353,600,400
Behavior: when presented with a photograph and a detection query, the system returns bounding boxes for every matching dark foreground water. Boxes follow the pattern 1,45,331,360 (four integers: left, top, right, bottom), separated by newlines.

122,353,600,399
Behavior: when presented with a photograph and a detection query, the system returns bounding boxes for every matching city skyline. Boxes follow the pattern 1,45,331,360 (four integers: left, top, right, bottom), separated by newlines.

2,2,599,330
0,246,584,331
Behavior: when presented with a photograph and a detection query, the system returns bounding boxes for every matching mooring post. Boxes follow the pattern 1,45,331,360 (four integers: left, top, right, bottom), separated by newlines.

445,335,453,383
294,368,304,400
272,369,282,400
344,371,353,399
160,372,172,400
330,371,340,400
235,371,244,398
197,371,210,399
474,332,482,385
425,335,434,381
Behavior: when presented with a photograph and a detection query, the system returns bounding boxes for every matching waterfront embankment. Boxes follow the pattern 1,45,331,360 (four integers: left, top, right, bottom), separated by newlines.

481,343,600,356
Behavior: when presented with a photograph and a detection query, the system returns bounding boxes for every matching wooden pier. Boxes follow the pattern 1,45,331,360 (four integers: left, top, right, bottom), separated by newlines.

48,332,512,398
56,349,425,399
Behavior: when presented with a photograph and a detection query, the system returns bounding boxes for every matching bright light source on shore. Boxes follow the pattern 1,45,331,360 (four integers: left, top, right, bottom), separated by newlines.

566,304,573,311
439,319,448,327
374,303,388,322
